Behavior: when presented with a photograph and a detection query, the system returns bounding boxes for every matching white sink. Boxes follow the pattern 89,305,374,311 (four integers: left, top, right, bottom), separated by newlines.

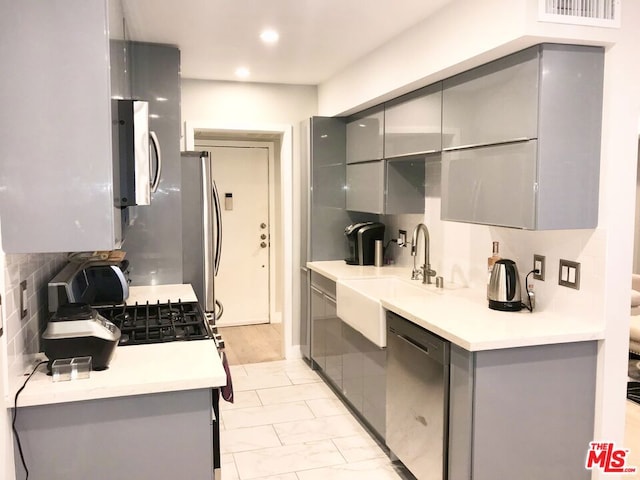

336,277,438,348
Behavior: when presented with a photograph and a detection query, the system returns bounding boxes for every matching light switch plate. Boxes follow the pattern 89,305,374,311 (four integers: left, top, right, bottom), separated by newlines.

558,259,580,289
0,294,3,337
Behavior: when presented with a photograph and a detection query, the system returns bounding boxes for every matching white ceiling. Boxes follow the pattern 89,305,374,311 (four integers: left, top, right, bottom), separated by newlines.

121,0,452,85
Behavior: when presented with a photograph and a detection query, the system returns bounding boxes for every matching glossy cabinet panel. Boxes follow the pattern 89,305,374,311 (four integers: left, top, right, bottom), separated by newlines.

346,161,385,214
123,43,183,285
0,0,122,253
310,285,327,371
324,297,343,389
442,47,539,149
346,159,425,215
442,142,538,229
385,84,442,158
385,158,426,214
441,44,603,230
449,342,596,480
346,109,384,163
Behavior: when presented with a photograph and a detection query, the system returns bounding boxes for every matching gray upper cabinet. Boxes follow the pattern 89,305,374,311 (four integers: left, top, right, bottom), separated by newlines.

346,109,384,163
346,161,385,214
442,48,539,150
311,117,347,209
441,44,604,230
384,84,442,158
346,159,425,215
0,0,124,253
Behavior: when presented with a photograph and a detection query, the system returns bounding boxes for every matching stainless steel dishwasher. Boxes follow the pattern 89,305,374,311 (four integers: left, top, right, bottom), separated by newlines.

386,311,450,480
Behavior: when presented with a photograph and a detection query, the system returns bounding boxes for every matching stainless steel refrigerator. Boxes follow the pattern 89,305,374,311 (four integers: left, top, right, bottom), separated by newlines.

299,117,378,358
181,151,223,321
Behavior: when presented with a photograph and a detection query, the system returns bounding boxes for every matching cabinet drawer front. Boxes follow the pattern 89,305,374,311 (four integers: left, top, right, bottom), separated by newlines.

441,142,537,229
346,161,385,214
310,272,337,298
442,47,539,150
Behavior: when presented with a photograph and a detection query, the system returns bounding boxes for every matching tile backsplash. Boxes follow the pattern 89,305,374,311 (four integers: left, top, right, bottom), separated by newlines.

2,253,67,379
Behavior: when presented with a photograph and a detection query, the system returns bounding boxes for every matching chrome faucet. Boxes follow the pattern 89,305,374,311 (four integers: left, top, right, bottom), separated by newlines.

410,223,436,284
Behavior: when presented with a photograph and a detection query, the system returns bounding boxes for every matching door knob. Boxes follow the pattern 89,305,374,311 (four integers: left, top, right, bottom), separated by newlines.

260,234,267,240
260,223,267,229
260,242,267,248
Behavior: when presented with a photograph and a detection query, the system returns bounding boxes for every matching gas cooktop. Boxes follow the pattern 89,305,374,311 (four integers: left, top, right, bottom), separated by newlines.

97,300,212,346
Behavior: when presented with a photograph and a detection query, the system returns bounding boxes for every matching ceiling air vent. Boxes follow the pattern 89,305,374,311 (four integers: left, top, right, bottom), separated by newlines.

539,0,621,27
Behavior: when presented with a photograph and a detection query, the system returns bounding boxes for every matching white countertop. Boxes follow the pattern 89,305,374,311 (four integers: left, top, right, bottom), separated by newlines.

7,284,226,409
307,260,604,351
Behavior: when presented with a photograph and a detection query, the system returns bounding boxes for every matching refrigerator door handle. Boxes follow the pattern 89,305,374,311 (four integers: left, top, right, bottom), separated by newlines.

212,180,222,277
201,153,215,313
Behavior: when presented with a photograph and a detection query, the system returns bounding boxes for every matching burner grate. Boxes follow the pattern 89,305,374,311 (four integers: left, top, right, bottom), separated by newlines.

97,300,211,346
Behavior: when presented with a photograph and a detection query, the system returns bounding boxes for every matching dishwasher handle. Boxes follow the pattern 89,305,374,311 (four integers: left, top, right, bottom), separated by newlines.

395,333,431,356
387,311,450,365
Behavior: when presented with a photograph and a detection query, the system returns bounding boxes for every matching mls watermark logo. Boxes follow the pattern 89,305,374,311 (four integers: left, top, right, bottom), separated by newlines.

586,442,637,474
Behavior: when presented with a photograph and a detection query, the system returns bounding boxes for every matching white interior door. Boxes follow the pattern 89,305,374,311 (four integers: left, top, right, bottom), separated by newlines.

211,146,270,326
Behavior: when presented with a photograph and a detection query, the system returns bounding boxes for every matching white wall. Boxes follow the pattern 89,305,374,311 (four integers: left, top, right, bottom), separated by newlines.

318,0,640,464
319,0,619,116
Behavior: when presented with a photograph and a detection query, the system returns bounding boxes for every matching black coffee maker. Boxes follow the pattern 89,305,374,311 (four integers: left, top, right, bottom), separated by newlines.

344,222,385,265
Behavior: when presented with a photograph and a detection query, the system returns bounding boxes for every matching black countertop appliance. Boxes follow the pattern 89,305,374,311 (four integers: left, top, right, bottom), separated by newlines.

42,303,121,371
345,222,385,265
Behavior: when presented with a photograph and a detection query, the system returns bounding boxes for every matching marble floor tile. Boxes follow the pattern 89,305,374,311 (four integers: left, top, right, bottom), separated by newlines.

332,434,387,463
233,372,292,392
305,397,351,418
257,381,334,405
230,364,248,378
234,440,345,479
221,453,239,480
221,390,263,411
273,414,365,445
295,458,403,480
222,425,282,454
247,475,298,480
222,401,315,430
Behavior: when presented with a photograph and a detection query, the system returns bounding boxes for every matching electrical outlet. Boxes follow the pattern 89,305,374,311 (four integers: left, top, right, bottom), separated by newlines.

20,280,28,319
533,254,545,281
558,259,580,290
398,230,407,247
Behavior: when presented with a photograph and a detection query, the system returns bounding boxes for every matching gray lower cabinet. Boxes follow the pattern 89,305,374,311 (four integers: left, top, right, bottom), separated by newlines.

310,273,386,440
448,341,597,480
310,284,327,371
0,0,124,253
14,389,216,480
346,159,425,214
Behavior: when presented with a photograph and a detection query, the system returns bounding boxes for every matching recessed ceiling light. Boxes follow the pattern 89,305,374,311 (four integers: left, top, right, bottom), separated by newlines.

260,29,279,44
235,67,250,79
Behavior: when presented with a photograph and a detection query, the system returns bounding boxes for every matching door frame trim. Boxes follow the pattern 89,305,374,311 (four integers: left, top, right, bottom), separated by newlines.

195,140,278,326
184,121,294,360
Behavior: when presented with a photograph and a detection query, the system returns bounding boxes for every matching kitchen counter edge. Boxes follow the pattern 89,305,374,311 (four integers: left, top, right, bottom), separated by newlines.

307,260,605,351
